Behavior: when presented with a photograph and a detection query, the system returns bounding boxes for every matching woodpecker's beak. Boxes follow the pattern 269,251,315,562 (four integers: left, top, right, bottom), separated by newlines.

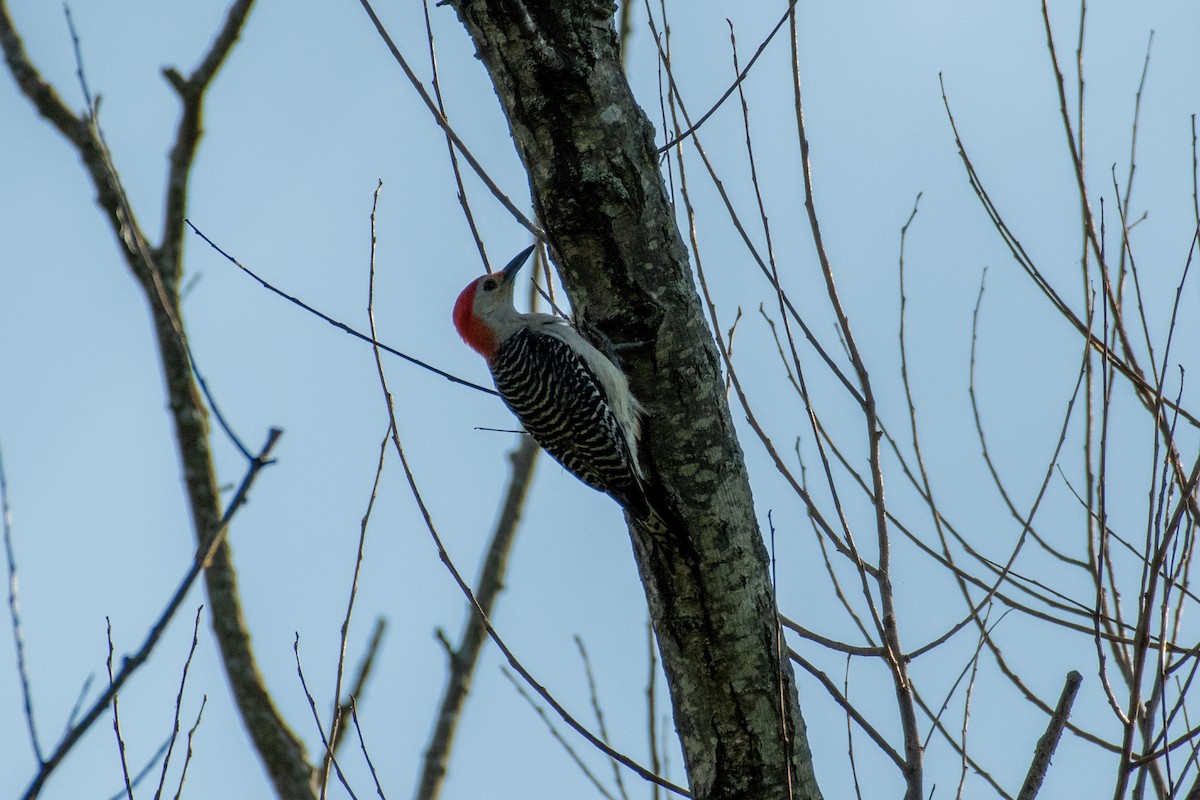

499,244,537,285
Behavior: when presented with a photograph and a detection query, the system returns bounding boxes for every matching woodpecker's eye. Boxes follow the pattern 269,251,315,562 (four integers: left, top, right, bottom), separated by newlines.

482,278,498,291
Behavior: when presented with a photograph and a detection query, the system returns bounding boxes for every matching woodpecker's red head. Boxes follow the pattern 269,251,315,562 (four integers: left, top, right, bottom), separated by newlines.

453,245,537,360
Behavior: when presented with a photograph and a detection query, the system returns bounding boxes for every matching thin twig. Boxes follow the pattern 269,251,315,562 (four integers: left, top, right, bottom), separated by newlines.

356,0,542,237
843,656,863,800
106,619,135,800
349,699,388,800
154,606,205,800
330,617,386,763
787,648,904,770
186,338,253,461
646,617,661,800
103,735,173,800
186,220,499,397
172,696,207,800
501,667,619,800
910,686,1013,799
657,2,795,152
0,442,42,762
788,9,921,794
321,183,391,798
955,610,988,800
421,0,489,271
577,636,630,800
61,675,94,739
294,636,358,800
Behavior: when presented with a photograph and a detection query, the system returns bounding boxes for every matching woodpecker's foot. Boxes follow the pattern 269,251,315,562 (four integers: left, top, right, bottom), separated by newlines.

575,316,651,365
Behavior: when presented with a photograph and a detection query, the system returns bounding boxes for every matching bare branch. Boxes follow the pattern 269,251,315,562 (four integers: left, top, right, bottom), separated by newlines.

0,442,42,763
172,696,207,800
787,9,919,793
787,648,904,771
294,637,358,800
577,636,630,800
323,189,391,795
154,606,205,800
105,619,135,800
329,617,386,765
1017,671,1083,800
658,2,795,152
349,699,388,800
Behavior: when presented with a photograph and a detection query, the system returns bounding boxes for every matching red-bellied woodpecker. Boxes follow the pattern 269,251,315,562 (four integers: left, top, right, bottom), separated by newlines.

453,245,670,530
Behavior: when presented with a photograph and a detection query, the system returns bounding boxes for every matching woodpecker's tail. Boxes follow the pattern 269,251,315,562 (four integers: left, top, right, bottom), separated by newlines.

621,481,689,542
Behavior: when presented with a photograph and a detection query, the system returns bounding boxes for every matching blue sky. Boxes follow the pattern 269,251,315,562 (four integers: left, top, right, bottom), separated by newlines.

2,2,1199,798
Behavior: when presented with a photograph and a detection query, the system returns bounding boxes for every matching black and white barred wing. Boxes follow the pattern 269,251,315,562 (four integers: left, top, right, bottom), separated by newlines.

490,326,645,512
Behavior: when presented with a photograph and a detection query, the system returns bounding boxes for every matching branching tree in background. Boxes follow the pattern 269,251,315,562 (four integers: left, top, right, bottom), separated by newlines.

0,3,321,797
1,1,1197,799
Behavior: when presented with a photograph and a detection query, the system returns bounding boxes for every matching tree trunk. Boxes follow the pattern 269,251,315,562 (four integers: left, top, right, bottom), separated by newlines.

447,3,822,798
